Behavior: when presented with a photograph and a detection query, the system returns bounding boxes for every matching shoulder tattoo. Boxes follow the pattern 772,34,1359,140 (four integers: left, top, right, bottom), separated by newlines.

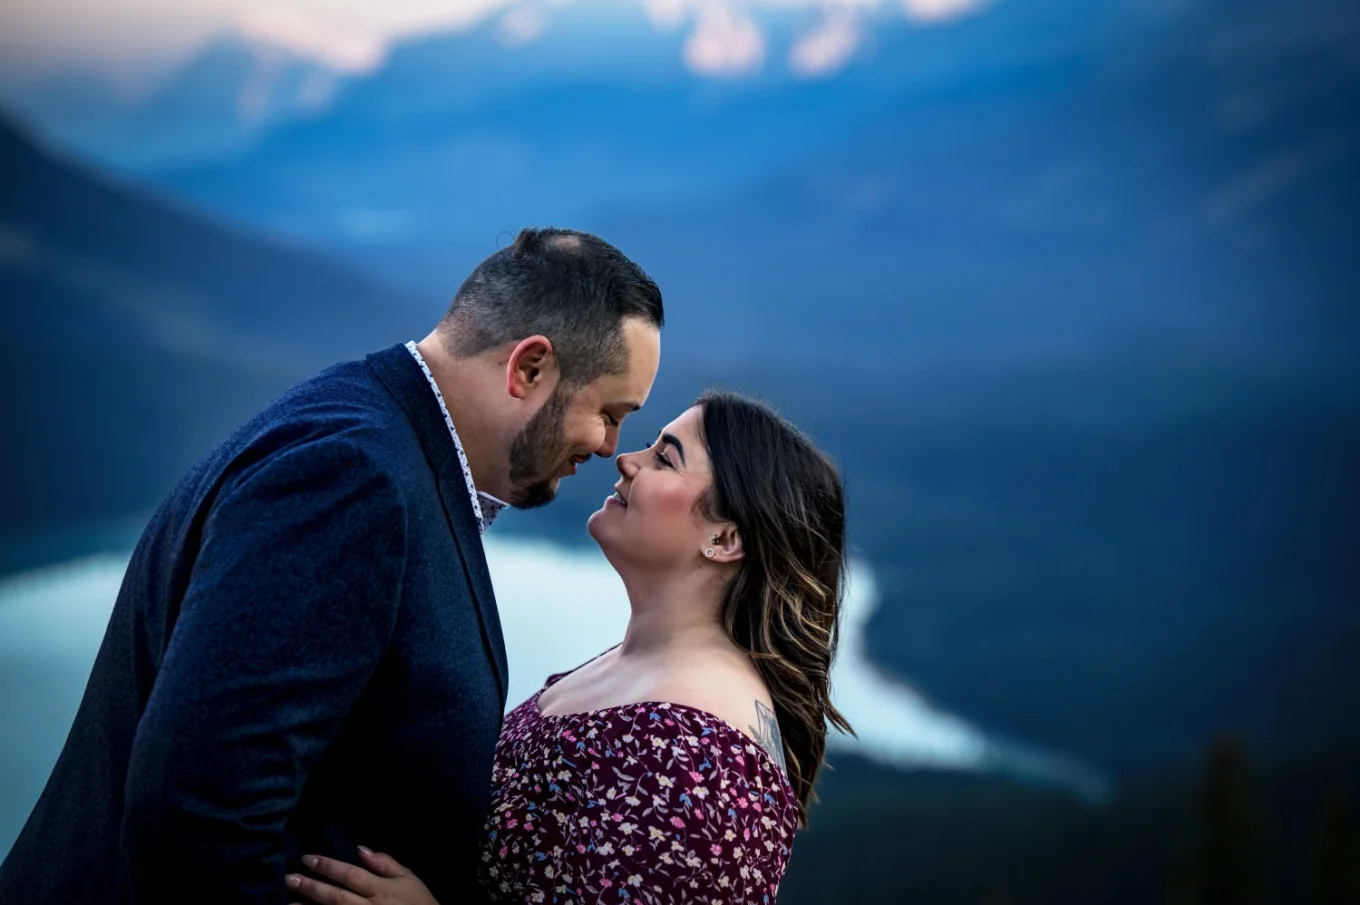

750,700,788,774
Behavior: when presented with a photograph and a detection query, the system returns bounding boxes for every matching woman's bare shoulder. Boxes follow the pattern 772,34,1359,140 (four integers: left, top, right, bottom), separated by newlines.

648,652,787,774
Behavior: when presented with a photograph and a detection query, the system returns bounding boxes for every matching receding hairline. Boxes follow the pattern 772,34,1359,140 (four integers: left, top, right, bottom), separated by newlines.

543,233,587,253
434,312,658,392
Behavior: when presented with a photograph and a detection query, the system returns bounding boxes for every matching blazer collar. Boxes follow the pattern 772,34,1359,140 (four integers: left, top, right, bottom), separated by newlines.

365,343,508,701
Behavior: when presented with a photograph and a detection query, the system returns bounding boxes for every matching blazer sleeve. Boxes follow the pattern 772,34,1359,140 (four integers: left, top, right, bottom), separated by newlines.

121,435,407,904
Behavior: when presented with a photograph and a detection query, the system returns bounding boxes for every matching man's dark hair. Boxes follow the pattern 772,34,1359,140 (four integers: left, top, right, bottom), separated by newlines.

439,227,664,387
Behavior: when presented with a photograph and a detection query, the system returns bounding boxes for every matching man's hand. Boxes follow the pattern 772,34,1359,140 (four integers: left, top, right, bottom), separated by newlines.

286,848,439,905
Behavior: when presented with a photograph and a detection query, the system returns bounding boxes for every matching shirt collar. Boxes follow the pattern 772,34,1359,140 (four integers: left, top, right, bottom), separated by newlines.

405,341,508,533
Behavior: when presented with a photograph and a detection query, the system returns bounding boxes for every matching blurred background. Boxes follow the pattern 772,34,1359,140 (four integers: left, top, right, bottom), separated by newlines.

1,0,1359,899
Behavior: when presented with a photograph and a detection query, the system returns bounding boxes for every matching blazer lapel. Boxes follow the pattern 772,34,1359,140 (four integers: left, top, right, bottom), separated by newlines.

366,343,509,701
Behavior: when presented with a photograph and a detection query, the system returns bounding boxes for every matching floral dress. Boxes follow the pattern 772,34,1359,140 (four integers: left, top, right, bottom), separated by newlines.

477,670,799,904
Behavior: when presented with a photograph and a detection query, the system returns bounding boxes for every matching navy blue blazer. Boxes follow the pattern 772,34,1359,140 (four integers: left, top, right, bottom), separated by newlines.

0,344,509,904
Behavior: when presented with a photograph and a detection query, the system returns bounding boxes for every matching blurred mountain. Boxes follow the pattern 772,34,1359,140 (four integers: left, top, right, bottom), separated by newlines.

2,0,1357,781
0,116,427,539
472,0,1360,766
0,33,349,170
139,0,1360,375
599,0,1360,372
149,0,1113,251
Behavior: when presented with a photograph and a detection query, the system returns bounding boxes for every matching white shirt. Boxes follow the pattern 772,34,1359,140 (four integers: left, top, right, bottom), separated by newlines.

405,341,509,533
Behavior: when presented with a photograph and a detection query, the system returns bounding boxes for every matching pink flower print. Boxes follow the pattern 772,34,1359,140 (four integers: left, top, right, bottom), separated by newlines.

753,802,762,813
689,771,703,783
601,878,613,888
670,816,686,829
499,846,508,858
576,844,588,854
562,730,576,741
743,827,751,841
665,719,675,727
711,844,723,856
736,798,748,809
505,819,518,830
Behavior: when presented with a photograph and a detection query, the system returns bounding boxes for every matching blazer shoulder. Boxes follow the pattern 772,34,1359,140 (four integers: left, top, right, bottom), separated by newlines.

217,362,416,493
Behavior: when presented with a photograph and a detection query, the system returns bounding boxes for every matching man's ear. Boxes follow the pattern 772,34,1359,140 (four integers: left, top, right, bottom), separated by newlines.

506,335,558,399
707,523,744,564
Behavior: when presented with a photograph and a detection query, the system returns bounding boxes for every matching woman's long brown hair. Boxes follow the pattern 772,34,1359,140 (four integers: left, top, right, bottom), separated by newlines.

697,391,853,827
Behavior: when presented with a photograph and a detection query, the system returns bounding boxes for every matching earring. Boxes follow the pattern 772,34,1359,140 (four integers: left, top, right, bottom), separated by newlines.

704,548,715,558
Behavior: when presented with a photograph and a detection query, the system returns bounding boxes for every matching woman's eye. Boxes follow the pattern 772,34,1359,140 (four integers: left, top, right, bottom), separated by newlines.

654,451,673,469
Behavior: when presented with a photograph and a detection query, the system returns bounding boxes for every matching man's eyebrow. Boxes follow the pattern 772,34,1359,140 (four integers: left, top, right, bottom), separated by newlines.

658,432,686,466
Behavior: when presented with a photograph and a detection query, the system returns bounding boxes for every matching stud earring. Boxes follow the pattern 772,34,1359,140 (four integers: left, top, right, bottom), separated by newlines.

704,548,715,558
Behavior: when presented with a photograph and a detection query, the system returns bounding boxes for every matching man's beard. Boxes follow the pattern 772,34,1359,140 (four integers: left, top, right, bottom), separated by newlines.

507,388,572,510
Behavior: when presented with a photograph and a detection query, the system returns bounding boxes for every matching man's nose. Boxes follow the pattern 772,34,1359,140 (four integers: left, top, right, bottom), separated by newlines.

596,426,620,459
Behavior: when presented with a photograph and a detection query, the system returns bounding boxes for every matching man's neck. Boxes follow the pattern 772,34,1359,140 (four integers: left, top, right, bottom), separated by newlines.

415,335,504,497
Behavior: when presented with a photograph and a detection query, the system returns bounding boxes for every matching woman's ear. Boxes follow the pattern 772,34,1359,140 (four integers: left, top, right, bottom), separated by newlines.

706,523,744,564
506,335,558,399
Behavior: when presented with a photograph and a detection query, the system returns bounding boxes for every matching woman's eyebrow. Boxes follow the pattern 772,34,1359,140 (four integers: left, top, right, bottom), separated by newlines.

656,432,687,466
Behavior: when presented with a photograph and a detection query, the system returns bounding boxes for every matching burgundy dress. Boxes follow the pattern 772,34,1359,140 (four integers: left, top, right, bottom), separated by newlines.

477,670,799,904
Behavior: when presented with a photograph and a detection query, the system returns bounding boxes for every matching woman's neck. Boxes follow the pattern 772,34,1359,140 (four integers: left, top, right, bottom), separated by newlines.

616,568,729,659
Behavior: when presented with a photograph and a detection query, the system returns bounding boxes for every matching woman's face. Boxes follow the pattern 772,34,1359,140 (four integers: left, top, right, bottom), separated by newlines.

588,406,725,570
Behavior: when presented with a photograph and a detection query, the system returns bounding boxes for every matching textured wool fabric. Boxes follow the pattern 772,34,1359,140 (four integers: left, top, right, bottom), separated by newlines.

0,344,508,905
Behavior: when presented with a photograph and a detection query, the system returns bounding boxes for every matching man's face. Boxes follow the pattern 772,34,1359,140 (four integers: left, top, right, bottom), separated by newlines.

506,318,661,509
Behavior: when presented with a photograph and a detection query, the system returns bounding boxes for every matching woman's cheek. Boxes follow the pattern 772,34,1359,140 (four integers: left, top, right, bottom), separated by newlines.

648,485,704,535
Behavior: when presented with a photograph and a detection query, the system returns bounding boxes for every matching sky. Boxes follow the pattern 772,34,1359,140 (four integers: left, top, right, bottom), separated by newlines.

0,0,992,75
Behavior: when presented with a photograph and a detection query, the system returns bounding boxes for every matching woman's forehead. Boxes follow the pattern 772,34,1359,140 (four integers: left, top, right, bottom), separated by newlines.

657,406,709,468
660,406,703,439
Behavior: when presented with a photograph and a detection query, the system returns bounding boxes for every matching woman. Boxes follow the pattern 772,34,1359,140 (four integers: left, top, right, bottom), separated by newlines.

286,392,851,904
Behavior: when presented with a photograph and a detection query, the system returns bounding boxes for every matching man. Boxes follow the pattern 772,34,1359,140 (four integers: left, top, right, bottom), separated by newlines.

0,227,664,903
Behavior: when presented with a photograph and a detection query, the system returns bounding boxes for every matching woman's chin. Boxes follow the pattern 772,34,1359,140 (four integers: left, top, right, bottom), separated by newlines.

586,508,608,541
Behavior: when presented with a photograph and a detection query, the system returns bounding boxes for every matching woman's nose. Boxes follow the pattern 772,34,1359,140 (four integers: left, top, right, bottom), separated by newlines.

616,451,638,478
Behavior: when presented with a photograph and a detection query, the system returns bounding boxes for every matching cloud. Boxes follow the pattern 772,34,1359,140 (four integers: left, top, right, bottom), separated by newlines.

235,5,387,72
645,0,689,31
901,0,991,23
496,6,548,47
789,10,861,77
0,0,997,79
683,2,766,76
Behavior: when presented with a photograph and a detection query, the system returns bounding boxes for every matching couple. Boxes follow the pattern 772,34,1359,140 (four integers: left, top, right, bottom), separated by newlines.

0,228,851,904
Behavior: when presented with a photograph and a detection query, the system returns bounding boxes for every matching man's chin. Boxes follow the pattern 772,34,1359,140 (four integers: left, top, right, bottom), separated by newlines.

511,477,560,511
